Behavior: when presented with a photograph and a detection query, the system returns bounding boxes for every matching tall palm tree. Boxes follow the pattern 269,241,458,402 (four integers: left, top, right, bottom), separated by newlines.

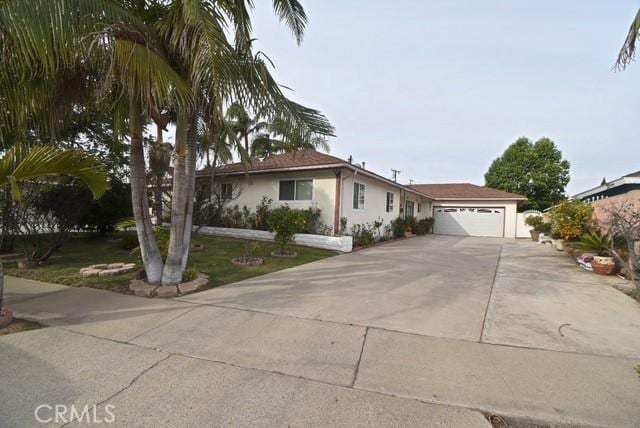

2,0,334,287
616,8,640,69
0,143,107,313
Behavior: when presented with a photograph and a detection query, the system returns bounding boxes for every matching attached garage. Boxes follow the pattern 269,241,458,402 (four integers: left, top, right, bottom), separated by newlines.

409,183,527,238
434,207,504,237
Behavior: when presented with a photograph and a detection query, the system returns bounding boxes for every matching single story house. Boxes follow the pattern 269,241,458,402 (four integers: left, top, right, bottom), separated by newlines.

197,150,527,238
573,170,640,226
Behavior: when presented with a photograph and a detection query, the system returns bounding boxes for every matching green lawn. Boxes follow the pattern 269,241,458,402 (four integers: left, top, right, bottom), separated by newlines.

5,233,335,294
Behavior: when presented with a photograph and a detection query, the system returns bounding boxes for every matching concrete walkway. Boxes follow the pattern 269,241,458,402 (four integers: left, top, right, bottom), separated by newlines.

2,236,640,427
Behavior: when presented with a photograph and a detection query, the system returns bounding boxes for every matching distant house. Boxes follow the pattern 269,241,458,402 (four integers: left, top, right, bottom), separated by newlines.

197,150,526,238
573,170,640,225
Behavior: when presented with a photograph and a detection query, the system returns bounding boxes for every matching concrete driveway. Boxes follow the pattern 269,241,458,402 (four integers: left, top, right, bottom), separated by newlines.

2,235,640,427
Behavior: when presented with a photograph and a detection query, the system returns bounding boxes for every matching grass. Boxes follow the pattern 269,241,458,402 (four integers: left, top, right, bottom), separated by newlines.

4,232,335,294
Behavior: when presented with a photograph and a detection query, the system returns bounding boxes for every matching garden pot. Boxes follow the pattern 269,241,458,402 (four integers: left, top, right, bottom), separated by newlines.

592,260,615,275
529,230,540,242
552,239,564,251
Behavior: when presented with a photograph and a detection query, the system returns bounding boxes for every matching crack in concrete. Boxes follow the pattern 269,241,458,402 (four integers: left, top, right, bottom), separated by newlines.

351,327,369,387
479,244,503,342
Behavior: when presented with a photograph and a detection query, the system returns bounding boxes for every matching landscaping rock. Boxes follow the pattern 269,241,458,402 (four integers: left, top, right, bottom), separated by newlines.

178,275,209,295
107,262,124,269
129,280,158,297
89,264,108,269
81,269,102,278
98,268,121,277
156,285,179,298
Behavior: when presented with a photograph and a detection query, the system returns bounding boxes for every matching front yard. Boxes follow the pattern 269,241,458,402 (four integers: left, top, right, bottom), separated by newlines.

4,233,335,294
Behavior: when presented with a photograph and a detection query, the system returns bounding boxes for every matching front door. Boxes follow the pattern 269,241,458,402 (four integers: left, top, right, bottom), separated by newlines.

405,200,415,217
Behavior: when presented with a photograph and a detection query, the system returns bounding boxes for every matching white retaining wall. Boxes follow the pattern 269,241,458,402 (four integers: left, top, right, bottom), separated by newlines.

196,226,353,253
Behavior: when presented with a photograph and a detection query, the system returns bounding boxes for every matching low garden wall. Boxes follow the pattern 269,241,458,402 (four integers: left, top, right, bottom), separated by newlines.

195,226,353,253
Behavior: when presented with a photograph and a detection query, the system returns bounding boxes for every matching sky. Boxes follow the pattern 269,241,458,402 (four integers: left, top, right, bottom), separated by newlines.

245,0,640,195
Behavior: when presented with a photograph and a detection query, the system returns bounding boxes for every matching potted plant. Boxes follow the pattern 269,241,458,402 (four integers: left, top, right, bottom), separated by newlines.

573,231,622,275
525,215,544,241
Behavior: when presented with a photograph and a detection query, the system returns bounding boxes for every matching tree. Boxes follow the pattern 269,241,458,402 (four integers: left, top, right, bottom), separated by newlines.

616,8,640,70
602,202,640,294
484,137,570,211
2,0,335,287
0,143,106,314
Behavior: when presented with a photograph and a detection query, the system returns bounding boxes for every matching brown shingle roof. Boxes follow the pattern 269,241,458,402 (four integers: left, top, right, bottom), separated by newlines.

197,150,347,175
409,183,527,200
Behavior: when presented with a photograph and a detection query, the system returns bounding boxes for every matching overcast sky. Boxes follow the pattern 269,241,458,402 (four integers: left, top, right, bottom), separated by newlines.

247,0,640,195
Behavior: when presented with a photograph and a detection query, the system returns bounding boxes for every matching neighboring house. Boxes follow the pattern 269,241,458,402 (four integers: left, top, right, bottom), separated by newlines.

409,183,527,238
196,150,527,238
573,170,640,226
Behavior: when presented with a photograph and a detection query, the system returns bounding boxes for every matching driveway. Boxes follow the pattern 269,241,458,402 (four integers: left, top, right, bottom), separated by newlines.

2,236,640,427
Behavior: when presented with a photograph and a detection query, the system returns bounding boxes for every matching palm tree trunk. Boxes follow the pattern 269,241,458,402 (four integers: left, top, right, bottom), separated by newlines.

162,111,189,286
155,124,164,225
244,134,250,157
129,97,164,283
0,261,4,313
180,114,198,271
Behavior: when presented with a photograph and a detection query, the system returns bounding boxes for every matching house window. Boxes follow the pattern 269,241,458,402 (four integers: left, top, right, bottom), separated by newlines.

386,192,394,212
353,182,365,210
417,203,421,213
279,179,313,201
221,183,233,200
405,200,415,217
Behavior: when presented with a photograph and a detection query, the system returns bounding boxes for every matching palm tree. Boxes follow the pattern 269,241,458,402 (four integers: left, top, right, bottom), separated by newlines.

2,0,334,287
0,143,107,314
148,138,173,225
616,8,640,69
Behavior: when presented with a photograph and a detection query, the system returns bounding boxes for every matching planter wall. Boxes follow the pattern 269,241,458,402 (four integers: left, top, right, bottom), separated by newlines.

196,226,353,253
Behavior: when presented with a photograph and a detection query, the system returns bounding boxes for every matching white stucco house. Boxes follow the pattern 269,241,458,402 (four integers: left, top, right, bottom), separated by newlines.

197,150,526,238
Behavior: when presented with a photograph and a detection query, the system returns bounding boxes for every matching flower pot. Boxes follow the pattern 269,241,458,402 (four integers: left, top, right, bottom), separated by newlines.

552,239,564,251
592,260,615,275
530,230,540,242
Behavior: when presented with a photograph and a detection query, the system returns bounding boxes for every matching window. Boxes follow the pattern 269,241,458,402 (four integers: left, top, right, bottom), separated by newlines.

417,203,421,213
279,179,313,201
221,183,233,200
386,192,394,212
353,182,365,209
405,200,415,217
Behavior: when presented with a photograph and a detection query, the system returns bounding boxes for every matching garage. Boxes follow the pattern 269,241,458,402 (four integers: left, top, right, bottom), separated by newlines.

408,183,528,238
434,207,504,237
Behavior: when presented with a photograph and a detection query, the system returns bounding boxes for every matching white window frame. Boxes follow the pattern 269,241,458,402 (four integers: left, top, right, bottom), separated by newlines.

220,183,233,200
353,182,366,210
278,178,314,202
386,192,394,213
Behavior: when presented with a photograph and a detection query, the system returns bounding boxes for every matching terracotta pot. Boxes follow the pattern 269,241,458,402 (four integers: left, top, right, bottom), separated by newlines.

530,230,540,242
592,260,615,275
593,256,615,265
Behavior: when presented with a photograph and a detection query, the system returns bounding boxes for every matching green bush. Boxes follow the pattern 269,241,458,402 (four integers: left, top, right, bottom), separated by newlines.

548,200,594,241
300,207,322,234
573,231,625,256
254,196,273,230
525,215,544,228
415,217,434,235
536,222,552,234
405,216,417,233
391,217,408,238
350,223,376,247
267,206,306,253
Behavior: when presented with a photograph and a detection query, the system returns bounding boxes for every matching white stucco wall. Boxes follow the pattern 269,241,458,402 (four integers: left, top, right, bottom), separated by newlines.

339,171,432,231
216,170,337,228
432,200,519,238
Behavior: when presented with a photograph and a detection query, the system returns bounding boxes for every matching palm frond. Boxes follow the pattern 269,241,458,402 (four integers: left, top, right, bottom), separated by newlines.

0,143,107,201
272,0,307,45
616,8,640,70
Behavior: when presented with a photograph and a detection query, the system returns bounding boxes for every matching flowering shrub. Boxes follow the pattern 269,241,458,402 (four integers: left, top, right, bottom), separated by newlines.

548,200,593,241
267,206,306,253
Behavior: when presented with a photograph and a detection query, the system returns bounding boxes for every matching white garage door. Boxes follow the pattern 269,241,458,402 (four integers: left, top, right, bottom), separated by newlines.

434,207,504,237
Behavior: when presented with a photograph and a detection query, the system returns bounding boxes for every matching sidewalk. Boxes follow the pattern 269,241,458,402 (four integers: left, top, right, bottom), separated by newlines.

2,268,640,427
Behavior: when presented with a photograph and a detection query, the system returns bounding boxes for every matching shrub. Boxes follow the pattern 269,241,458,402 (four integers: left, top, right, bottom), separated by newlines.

182,265,199,282
254,196,273,230
350,223,376,247
548,200,594,241
300,207,323,234
391,217,408,238
405,216,417,233
573,231,624,257
415,217,434,235
267,206,306,253
525,215,544,228
536,222,552,234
